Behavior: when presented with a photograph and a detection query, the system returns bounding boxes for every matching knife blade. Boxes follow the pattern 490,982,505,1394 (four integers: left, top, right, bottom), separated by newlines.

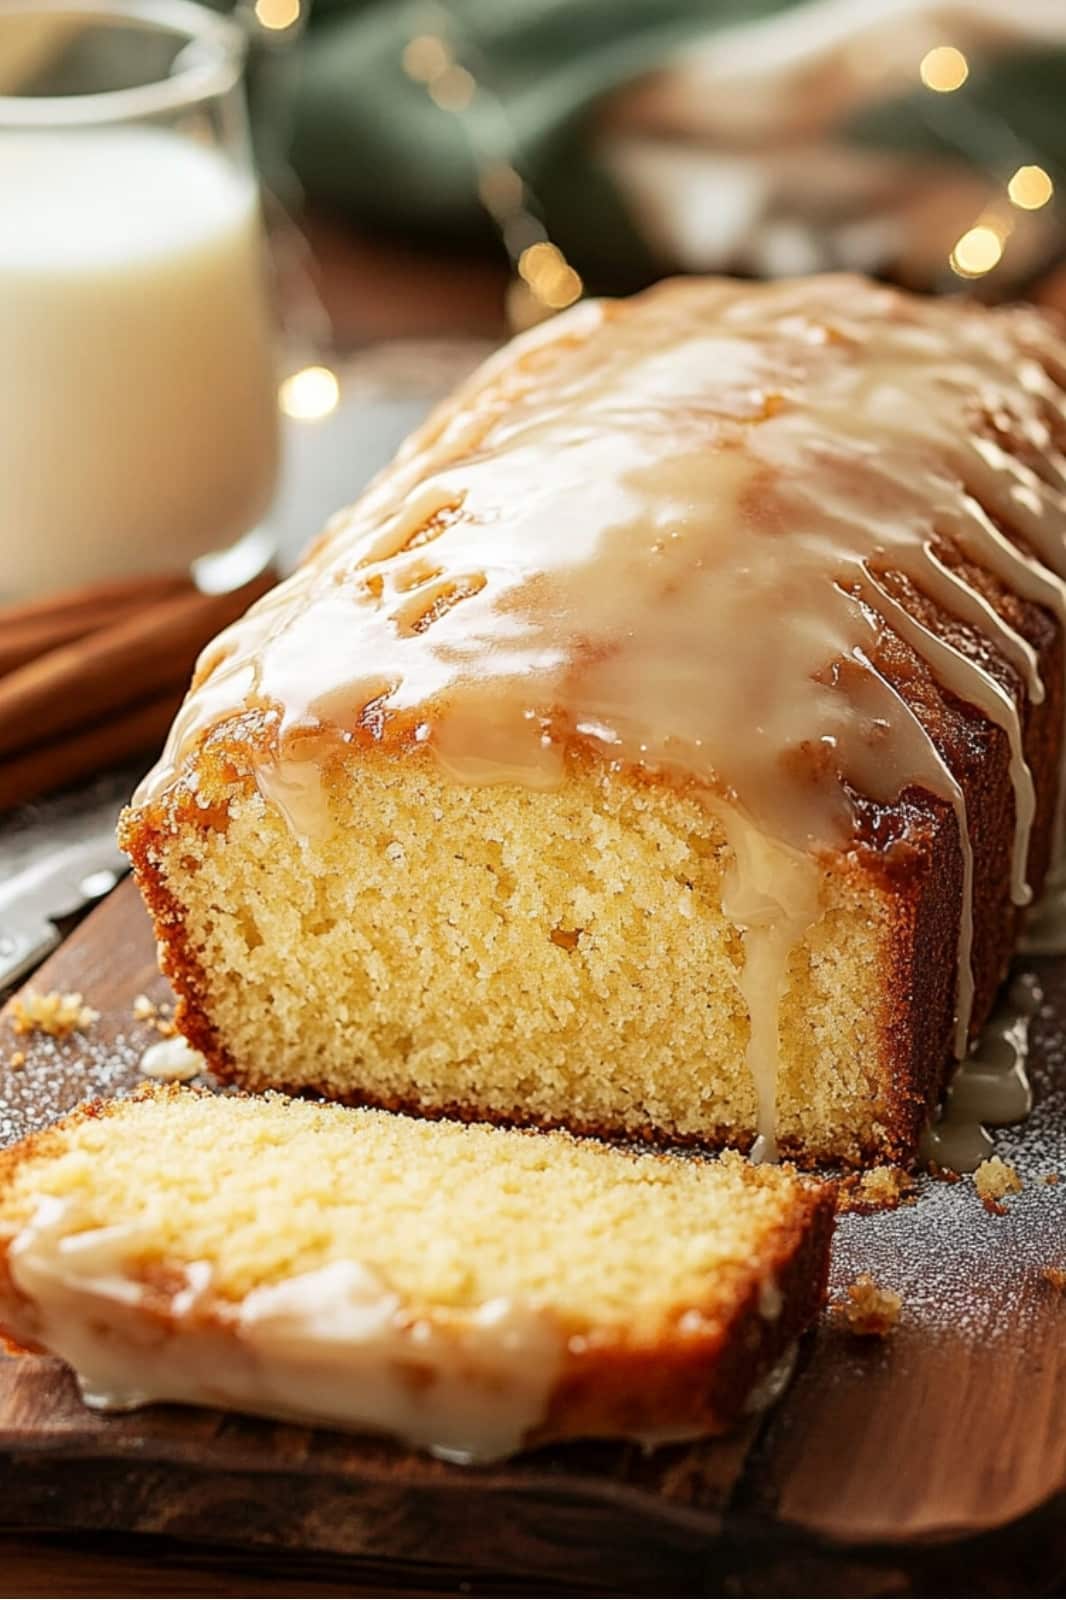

0,829,128,990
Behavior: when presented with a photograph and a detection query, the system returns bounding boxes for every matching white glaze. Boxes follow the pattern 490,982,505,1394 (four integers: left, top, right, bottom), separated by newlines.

920,971,1041,1173
4,1199,565,1463
1021,861,1066,956
139,1036,205,1082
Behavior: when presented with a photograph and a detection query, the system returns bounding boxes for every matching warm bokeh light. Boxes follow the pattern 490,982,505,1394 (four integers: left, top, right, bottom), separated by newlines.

478,161,525,215
949,224,1005,279
538,265,583,310
428,65,476,111
254,0,300,31
919,45,969,93
1008,164,1054,211
402,33,451,84
517,241,583,309
279,365,340,421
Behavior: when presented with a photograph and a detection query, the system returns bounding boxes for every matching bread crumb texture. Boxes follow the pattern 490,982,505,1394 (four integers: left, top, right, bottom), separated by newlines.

138,753,898,1160
831,1272,902,1337
973,1155,1023,1214
0,1089,822,1340
130,993,178,1038
8,991,98,1039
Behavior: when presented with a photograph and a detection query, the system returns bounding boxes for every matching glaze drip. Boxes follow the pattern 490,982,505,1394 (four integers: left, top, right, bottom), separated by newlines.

920,971,1041,1173
135,277,1066,1155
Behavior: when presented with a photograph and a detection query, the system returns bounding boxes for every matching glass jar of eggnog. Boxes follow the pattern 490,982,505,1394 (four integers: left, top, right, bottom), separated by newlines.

0,0,279,600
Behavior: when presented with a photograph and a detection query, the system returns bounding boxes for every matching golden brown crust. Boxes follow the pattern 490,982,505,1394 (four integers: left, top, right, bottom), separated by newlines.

853,553,1063,1161
539,1175,835,1441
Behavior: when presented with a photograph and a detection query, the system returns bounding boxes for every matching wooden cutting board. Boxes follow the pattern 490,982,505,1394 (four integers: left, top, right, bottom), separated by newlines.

1,879,1064,1597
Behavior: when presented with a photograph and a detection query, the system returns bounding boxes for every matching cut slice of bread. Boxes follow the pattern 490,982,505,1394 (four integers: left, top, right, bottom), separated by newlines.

0,1086,834,1461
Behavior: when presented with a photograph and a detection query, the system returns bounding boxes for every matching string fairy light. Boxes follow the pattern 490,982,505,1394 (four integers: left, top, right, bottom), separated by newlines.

400,7,583,327
428,65,476,112
402,33,452,83
254,0,301,32
279,364,340,421
914,40,1061,289
235,0,340,422
919,45,969,93
518,242,583,310
950,221,1007,279
1008,164,1054,212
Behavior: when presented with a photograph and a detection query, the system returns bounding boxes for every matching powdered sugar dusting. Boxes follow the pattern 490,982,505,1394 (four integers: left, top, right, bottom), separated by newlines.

0,1026,147,1150
0,979,218,1148
828,954,1066,1339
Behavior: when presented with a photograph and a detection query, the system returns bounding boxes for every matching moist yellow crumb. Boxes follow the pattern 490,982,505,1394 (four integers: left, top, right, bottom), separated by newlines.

831,1273,901,1337
8,990,99,1039
1042,1267,1066,1291
120,749,910,1167
8,1051,25,1071
0,1087,829,1332
837,1165,916,1214
973,1156,1022,1214
132,994,158,1022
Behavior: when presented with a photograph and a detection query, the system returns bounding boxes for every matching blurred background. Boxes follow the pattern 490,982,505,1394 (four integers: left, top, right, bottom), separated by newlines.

6,0,1066,560
223,0,1066,554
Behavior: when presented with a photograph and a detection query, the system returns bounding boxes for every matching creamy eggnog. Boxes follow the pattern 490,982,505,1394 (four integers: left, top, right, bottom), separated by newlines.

0,126,279,598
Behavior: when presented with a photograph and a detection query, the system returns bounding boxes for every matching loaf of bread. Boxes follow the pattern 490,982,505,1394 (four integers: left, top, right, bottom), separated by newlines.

121,275,1066,1166
0,1086,833,1458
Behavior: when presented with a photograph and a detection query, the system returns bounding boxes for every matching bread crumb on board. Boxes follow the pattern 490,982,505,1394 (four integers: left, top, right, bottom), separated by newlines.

8,990,99,1039
132,994,178,1037
837,1165,916,1214
7,1050,25,1071
973,1156,1023,1215
831,1273,902,1337
1043,1267,1066,1292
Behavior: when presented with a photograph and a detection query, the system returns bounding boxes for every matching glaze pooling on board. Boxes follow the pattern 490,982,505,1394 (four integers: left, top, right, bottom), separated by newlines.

136,276,1066,1156
921,971,1041,1173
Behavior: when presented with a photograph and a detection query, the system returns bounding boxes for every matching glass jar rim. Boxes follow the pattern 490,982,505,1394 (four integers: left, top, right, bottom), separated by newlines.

0,0,245,126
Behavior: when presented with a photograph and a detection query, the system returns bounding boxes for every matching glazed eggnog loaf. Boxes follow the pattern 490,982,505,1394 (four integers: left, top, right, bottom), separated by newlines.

0,1087,834,1458
121,275,1066,1166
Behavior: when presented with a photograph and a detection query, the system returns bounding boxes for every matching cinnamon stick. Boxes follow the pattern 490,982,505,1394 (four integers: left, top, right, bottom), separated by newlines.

0,689,185,812
1,572,191,630
0,584,194,677
0,569,275,761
